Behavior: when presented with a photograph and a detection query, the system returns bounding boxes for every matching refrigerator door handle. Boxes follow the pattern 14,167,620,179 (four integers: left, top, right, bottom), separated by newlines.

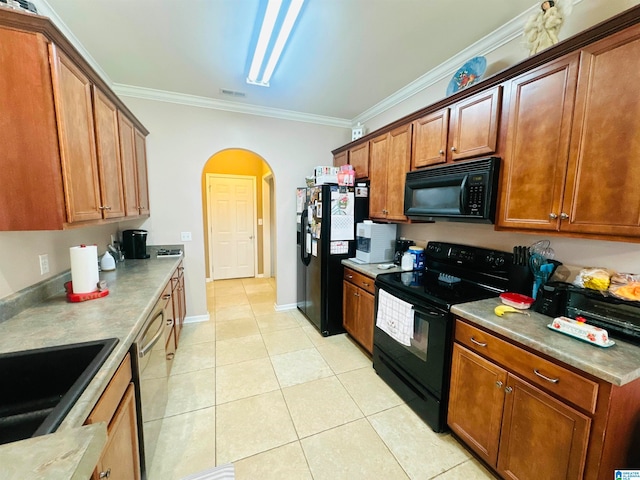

301,211,311,266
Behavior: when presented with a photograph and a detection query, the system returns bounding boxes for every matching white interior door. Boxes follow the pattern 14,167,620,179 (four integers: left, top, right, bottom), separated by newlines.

208,175,256,280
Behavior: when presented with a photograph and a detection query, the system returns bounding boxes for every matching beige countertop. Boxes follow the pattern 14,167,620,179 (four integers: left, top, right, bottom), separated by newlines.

0,254,183,478
452,297,640,386
342,258,404,278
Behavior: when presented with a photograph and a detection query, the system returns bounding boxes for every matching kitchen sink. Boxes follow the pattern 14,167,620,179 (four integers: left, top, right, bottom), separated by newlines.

0,338,119,445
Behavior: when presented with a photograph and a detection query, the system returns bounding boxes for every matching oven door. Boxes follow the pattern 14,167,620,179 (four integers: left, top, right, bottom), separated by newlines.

373,286,451,398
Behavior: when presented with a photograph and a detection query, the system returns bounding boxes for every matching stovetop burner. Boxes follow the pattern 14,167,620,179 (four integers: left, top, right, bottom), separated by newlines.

375,241,513,310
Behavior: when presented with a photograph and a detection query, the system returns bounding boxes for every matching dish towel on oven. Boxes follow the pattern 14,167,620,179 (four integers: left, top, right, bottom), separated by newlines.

376,290,414,346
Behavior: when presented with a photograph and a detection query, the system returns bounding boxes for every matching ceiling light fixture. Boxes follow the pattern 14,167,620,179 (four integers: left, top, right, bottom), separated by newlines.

246,0,305,87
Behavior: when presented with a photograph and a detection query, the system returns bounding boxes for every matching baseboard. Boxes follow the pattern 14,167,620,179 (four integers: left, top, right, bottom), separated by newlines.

184,313,211,324
275,302,296,312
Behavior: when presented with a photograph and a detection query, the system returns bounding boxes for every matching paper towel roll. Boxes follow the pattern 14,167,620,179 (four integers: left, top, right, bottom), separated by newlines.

70,245,99,294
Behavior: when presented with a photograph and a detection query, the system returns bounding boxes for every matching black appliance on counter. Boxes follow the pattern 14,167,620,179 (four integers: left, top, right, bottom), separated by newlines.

374,241,512,432
122,229,150,259
404,157,500,223
296,184,369,336
393,238,415,265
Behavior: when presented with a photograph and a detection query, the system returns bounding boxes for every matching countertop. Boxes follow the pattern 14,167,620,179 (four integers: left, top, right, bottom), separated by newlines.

342,258,404,278
0,254,183,478
452,297,640,386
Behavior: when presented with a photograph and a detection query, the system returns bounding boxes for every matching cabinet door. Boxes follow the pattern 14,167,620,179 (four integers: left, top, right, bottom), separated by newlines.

333,150,348,168
93,383,141,480
358,289,375,354
385,124,412,221
449,86,502,161
497,55,579,231
497,375,590,480
93,87,126,219
134,128,150,216
412,108,449,169
562,24,640,237
50,45,102,223
369,133,389,219
349,142,370,179
0,29,65,231
118,112,140,217
448,344,506,467
342,281,359,339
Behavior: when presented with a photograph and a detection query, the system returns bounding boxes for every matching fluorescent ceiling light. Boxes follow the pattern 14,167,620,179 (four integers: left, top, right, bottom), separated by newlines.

247,0,305,87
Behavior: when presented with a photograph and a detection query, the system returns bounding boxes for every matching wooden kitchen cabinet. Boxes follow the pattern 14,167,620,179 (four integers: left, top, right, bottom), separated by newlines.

50,46,103,224
449,340,590,480
497,54,579,232
86,353,141,480
93,87,127,219
450,318,640,480
342,268,375,354
119,113,151,218
370,124,412,221
0,8,149,230
333,150,348,168
348,142,370,179
411,86,501,170
499,24,640,239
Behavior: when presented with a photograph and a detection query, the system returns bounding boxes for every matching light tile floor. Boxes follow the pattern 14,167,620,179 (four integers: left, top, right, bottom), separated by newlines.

149,278,498,480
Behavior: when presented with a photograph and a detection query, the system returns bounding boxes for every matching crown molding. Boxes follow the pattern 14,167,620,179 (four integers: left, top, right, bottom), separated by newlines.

352,0,583,126
112,84,352,128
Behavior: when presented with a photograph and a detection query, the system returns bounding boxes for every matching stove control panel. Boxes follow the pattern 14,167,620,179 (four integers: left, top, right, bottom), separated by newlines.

426,242,511,271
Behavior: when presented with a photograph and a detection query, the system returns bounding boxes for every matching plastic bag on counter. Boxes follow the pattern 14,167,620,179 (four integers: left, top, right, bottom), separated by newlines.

573,268,612,291
609,272,640,302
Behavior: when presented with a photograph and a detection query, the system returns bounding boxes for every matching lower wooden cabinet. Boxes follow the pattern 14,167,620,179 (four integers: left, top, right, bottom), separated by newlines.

449,318,640,480
449,344,589,480
343,268,375,354
86,353,141,480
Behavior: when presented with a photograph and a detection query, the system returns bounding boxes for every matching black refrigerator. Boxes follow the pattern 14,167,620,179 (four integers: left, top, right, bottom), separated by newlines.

296,183,369,336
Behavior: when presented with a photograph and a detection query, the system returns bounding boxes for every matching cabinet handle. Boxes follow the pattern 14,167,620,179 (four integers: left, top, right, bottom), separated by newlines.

99,469,111,478
354,292,360,297
362,282,370,287
496,381,503,388
470,336,487,347
98,206,111,210
560,212,569,220
162,294,171,300
166,318,173,326
533,368,559,384
505,386,513,394
346,275,353,279
451,146,457,152
167,352,175,360
549,213,558,219
439,149,445,155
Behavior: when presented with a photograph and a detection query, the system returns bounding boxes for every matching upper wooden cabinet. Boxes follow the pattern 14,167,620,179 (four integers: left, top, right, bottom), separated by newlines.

333,150,347,168
369,124,412,221
0,8,149,231
348,142,370,179
119,114,150,217
412,86,502,169
497,54,579,231
134,129,151,216
498,23,640,240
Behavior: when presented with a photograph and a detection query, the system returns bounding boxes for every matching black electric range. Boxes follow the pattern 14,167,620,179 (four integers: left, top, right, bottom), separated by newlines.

373,241,513,432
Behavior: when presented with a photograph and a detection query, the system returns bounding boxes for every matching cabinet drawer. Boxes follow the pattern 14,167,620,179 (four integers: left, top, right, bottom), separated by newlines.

86,353,132,425
455,321,598,413
343,268,375,295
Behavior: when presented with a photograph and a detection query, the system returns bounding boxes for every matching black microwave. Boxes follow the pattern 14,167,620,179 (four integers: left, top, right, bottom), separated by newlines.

404,157,500,223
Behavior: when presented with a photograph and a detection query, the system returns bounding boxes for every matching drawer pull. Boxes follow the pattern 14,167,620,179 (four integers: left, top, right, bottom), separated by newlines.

496,381,503,388
99,469,111,478
470,336,487,347
534,369,559,384
346,275,353,279
362,282,370,287
505,386,513,394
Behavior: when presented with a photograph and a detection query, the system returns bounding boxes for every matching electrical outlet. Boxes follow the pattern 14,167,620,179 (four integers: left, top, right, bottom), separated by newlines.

180,232,192,241
39,254,49,275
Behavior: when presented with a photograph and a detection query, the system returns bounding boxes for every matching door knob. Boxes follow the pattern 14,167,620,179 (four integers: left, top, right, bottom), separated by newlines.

560,213,569,220
439,149,445,155
549,213,558,219
451,146,457,152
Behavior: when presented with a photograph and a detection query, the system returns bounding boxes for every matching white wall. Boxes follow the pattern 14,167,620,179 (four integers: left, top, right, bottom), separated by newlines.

121,97,350,317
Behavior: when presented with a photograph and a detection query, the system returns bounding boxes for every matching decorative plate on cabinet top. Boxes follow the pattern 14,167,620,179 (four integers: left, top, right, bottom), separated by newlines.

446,56,487,96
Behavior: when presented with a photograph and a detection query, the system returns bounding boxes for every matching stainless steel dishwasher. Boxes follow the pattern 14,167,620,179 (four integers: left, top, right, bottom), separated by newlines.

132,291,173,479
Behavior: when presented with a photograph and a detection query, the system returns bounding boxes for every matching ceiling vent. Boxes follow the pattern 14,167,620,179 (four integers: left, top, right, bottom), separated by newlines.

220,88,246,98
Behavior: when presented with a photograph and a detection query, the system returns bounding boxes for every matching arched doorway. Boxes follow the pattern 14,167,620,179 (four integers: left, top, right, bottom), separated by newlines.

201,149,275,282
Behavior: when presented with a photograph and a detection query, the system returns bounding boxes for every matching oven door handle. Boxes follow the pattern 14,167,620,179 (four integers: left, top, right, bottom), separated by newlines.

413,306,447,319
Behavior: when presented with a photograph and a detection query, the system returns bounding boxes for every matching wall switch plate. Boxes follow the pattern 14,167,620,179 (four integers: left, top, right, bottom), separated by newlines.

180,232,192,241
39,254,49,275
